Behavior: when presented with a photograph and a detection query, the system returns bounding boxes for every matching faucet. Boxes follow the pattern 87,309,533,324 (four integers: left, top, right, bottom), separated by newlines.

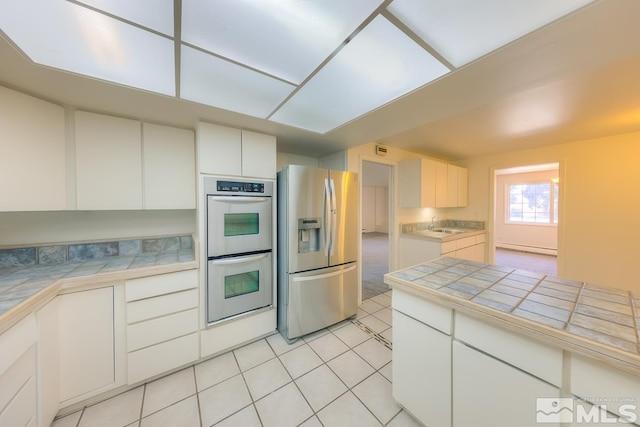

429,216,437,230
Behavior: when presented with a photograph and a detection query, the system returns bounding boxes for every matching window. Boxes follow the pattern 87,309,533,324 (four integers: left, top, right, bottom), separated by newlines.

508,181,558,224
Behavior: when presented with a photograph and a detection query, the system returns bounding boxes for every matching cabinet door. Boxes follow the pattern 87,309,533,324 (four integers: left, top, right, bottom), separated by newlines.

474,242,486,262
457,166,468,207
446,165,459,207
455,244,476,261
58,287,114,403
197,122,241,176
0,86,66,211
393,311,451,427
435,161,448,207
36,298,60,427
453,341,559,427
75,111,142,210
143,123,195,209
241,130,276,179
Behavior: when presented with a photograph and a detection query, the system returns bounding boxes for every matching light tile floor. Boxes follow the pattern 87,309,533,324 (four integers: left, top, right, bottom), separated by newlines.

51,291,421,427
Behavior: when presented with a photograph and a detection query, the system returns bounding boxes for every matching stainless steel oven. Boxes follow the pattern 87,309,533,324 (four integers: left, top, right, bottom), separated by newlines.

207,251,272,322
204,176,273,324
205,177,273,257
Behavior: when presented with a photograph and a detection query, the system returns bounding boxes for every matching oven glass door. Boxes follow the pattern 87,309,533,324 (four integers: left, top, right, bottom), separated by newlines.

207,196,272,257
207,251,272,323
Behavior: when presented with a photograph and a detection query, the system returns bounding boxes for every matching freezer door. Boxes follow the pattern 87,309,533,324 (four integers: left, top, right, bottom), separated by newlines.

284,263,358,340
284,165,330,273
329,169,359,266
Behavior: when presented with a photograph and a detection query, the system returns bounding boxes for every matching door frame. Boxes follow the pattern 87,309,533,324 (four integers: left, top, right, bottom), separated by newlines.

489,160,564,272
358,154,396,302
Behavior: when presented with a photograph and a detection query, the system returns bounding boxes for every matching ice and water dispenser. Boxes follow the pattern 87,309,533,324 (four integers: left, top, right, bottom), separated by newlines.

297,218,321,253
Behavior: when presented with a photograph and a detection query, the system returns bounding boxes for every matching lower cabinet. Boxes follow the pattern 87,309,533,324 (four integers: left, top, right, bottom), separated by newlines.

398,233,486,269
125,270,199,385
0,315,38,427
452,341,559,427
393,310,452,427
58,286,122,405
36,298,60,427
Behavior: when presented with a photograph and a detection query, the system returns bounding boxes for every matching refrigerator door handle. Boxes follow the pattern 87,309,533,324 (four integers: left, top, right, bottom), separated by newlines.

291,264,357,282
324,178,332,257
329,178,337,256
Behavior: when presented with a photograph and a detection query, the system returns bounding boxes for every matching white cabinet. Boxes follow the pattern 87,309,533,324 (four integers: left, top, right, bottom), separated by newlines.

441,233,486,263
142,123,195,209
447,165,468,207
398,233,486,268
36,298,60,427
75,111,143,210
197,122,276,178
241,129,277,179
0,315,37,427
399,158,467,208
125,270,199,384
0,86,66,211
570,354,640,422
393,311,452,427
452,341,559,427
58,286,118,404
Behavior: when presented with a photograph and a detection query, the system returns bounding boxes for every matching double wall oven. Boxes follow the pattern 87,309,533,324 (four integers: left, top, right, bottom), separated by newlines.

205,176,273,324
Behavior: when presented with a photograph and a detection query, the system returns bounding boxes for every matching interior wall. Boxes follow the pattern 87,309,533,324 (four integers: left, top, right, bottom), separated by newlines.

457,130,640,292
276,152,319,172
362,186,389,233
495,169,558,254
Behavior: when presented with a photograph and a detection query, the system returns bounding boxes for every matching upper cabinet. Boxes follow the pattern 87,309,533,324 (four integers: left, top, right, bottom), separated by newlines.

75,111,143,210
399,158,467,208
0,86,66,211
75,111,196,210
143,123,195,209
197,122,276,179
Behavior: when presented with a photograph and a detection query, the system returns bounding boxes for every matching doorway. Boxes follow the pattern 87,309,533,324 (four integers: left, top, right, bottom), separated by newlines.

493,163,559,276
361,161,392,300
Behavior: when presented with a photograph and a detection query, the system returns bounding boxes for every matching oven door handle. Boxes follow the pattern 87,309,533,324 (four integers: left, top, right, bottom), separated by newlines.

209,253,270,265
208,196,270,203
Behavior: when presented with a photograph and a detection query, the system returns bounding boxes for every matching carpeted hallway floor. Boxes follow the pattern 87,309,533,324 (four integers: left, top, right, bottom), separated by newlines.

361,232,390,300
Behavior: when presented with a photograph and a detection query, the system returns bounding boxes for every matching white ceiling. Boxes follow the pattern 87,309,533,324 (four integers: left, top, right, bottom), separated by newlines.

1,0,639,160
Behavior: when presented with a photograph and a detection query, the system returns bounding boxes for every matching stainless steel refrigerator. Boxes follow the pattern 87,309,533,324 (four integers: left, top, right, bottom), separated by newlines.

277,165,359,342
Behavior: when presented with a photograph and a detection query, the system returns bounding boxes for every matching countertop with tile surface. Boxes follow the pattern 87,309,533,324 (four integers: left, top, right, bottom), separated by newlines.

400,220,485,242
385,257,640,375
0,235,198,334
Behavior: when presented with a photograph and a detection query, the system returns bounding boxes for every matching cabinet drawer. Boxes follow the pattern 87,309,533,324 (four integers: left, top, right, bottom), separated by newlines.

475,233,486,244
393,289,452,334
441,240,456,255
125,270,197,302
127,289,198,324
0,345,36,417
128,333,199,385
0,314,37,375
455,312,563,386
127,308,198,352
456,236,476,250
571,354,640,420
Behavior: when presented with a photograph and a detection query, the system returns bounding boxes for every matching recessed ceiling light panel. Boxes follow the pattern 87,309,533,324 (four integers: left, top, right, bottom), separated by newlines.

0,0,175,95
270,15,450,133
388,0,595,68
181,0,384,84
180,45,296,118
75,0,175,36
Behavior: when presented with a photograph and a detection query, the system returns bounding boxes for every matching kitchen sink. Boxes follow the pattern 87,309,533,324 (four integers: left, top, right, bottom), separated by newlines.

432,228,465,234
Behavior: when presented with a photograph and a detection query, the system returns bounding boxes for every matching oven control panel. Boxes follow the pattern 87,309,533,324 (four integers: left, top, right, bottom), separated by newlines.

217,180,265,193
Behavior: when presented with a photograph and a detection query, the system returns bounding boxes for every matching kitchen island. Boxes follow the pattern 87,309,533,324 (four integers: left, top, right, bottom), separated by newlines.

385,257,640,427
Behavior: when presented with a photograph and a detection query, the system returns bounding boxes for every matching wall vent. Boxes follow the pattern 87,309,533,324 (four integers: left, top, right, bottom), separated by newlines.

375,145,388,156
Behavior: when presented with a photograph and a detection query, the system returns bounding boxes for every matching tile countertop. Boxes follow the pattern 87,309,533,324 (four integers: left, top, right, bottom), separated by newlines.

0,237,198,334
399,219,486,242
384,257,640,376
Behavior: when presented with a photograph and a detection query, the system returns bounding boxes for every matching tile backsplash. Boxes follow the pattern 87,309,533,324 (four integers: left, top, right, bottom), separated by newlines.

0,235,193,269
401,220,485,233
